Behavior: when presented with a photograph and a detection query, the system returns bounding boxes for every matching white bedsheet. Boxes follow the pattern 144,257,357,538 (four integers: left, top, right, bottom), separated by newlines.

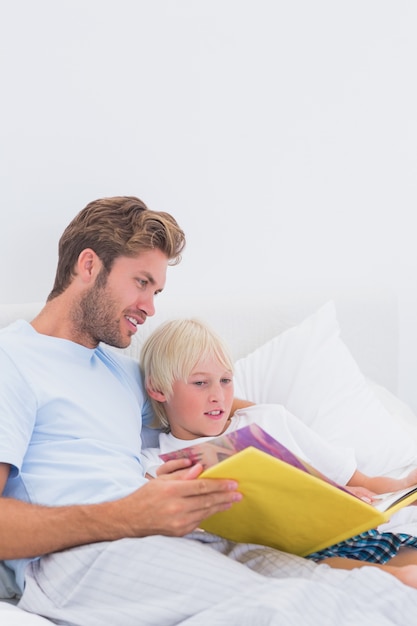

1,296,416,625
2,564,417,625
0,601,51,624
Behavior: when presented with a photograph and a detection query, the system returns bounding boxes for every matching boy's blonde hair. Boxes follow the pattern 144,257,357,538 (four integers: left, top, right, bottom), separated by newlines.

140,318,234,431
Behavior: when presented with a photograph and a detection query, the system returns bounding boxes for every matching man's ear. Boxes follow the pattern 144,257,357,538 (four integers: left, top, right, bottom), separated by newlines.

77,248,101,283
146,384,167,403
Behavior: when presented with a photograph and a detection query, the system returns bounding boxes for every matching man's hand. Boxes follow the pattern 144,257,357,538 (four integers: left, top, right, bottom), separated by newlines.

117,470,242,537
0,461,241,559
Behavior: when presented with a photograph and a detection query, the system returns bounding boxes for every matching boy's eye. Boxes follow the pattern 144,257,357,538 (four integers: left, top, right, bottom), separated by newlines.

221,378,233,385
137,279,147,288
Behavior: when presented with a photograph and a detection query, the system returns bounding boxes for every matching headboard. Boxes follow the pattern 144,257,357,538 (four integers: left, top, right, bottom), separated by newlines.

0,287,398,395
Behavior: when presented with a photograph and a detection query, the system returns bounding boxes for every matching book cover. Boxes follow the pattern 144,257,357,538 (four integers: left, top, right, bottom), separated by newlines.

160,424,417,556
160,423,313,473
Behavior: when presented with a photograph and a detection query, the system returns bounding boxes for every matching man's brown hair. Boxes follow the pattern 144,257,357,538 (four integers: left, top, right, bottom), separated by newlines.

48,196,186,300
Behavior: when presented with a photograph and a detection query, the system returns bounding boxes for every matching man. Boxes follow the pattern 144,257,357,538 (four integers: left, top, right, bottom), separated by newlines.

1,196,416,625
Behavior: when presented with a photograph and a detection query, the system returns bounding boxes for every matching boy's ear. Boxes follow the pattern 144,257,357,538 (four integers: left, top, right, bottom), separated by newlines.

146,385,167,403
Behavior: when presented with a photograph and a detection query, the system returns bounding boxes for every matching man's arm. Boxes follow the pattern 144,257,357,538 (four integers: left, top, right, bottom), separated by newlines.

0,462,241,560
231,397,254,414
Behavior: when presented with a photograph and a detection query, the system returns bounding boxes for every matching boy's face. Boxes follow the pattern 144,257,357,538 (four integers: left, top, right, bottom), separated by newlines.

165,355,234,440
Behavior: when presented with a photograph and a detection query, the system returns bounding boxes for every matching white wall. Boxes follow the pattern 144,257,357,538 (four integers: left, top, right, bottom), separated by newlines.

1,2,416,407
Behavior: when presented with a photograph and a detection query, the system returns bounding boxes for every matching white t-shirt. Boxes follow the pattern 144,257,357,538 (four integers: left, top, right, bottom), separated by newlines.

141,403,357,486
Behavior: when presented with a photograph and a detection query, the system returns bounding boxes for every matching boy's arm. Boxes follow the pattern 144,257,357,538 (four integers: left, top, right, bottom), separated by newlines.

348,467,417,495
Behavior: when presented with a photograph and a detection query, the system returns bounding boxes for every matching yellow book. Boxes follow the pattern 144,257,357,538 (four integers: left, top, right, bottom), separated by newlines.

160,424,417,556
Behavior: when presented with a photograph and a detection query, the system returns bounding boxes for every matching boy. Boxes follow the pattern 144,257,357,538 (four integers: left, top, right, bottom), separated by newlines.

140,317,417,588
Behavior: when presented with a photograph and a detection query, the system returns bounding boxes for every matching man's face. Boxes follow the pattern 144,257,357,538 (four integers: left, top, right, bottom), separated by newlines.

74,248,168,348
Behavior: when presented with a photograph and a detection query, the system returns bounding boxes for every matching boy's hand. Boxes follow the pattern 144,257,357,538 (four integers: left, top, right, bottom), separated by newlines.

345,485,376,503
156,457,199,478
404,467,417,488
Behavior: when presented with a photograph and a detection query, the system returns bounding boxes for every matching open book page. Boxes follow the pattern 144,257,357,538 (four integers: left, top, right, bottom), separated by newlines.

372,484,417,512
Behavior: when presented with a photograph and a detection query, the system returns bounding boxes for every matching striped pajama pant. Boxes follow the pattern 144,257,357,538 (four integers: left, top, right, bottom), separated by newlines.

18,531,417,626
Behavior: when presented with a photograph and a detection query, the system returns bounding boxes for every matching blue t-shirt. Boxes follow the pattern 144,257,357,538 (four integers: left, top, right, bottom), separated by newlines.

0,320,152,590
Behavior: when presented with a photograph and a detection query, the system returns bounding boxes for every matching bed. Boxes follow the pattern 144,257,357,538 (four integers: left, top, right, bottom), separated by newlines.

1,290,417,625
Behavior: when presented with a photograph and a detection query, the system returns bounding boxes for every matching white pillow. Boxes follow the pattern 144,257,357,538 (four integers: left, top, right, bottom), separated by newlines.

233,301,417,476
368,379,417,439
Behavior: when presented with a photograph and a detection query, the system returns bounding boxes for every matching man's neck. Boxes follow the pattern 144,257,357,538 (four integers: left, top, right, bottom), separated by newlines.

30,294,94,347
